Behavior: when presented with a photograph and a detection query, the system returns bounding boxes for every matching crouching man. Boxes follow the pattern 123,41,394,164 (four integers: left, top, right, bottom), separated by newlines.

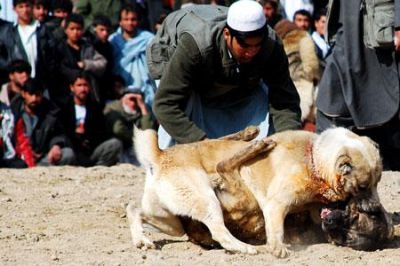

11,78,75,167
61,72,122,166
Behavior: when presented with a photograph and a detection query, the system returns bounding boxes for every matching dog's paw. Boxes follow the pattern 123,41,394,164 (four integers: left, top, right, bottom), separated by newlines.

223,242,258,255
266,243,291,258
255,245,269,253
242,126,260,141
261,138,276,152
243,245,258,255
355,197,381,213
133,237,156,250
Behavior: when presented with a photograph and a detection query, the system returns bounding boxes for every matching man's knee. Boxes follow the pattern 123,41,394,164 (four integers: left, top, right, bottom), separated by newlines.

58,147,76,165
92,138,123,166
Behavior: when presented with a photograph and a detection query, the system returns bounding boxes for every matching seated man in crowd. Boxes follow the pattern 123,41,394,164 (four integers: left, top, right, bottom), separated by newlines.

11,78,75,167
0,101,26,168
0,59,31,106
61,72,122,167
104,88,154,164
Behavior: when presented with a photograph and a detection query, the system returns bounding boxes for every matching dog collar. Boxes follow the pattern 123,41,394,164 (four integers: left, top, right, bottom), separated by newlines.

306,142,341,203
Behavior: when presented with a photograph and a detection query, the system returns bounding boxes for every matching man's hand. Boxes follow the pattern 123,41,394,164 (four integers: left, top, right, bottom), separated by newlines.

47,145,62,164
77,61,85,69
123,93,148,115
133,94,148,115
395,30,400,52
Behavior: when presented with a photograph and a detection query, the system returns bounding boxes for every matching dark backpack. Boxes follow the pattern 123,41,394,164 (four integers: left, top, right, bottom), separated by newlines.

362,0,394,49
146,5,228,80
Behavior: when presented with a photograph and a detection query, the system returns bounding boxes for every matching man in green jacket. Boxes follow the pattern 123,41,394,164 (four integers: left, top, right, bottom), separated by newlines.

104,89,154,164
152,0,301,148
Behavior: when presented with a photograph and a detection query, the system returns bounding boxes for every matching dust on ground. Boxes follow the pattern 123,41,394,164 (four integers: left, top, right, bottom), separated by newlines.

1,165,400,266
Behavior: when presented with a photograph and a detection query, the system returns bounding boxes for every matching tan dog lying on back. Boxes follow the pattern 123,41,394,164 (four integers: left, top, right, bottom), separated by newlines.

127,127,386,257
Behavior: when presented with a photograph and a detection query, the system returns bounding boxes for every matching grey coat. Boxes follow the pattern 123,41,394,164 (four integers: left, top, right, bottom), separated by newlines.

317,0,400,128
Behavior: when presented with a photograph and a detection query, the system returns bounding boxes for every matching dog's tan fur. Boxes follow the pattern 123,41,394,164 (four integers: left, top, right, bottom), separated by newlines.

128,127,387,257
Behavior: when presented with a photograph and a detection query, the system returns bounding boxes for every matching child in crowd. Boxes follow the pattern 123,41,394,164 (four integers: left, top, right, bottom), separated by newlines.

55,13,106,106
84,15,114,102
44,0,73,40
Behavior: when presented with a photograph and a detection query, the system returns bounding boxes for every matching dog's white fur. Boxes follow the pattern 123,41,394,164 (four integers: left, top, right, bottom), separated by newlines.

127,127,385,257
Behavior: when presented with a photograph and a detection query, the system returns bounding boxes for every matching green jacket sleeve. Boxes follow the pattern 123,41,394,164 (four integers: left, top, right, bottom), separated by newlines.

112,119,132,144
139,114,154,130
263,41,302,132
75,0,90,15
153,33,207,143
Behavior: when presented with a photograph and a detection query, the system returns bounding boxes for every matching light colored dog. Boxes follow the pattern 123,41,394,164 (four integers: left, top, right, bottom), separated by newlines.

127,127,388,257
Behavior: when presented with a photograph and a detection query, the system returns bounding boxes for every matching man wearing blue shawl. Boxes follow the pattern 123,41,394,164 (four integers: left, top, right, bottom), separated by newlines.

109,4,156,108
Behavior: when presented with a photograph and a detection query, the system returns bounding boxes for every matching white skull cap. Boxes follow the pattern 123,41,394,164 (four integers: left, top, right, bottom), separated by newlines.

227,0,266,32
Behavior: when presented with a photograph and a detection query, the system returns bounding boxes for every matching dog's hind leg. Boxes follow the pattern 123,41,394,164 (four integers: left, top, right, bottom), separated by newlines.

127,192,185,249
219,126,260,141
216,138,276,190
158,174,258,254
217,138,276,172
203,213,258,254
191,195,258,254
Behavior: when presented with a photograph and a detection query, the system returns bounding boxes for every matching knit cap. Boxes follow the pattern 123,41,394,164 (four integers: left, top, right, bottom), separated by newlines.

227,0,266,32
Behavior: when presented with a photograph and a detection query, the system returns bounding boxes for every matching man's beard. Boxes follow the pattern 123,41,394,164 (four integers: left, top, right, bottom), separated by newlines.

27,102,40,112
76,93,88,103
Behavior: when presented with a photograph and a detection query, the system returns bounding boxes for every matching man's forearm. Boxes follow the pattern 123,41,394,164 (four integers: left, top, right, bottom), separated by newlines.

270,106,302,132
153,103,207,143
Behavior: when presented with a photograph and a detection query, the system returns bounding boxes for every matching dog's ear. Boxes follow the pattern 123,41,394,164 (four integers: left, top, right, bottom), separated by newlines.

340,162,352,175
336,155,353,176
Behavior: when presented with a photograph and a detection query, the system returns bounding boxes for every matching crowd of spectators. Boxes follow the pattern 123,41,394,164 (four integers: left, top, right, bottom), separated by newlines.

0,0,329,168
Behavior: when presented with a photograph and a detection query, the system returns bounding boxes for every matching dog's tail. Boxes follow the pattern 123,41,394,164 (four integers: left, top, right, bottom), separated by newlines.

134,127,161,168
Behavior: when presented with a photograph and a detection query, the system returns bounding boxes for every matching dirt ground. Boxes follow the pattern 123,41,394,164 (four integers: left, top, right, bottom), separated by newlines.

1,164,400,266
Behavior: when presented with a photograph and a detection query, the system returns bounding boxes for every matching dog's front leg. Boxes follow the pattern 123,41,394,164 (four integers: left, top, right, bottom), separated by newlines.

216,138,276,190
263,203,290,258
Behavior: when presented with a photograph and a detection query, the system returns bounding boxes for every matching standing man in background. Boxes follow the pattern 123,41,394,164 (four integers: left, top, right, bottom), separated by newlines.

3,0,56,92
316,0,400,170
109,4,156,108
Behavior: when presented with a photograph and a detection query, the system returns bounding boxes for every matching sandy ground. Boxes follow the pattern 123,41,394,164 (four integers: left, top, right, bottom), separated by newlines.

1,164,400,266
